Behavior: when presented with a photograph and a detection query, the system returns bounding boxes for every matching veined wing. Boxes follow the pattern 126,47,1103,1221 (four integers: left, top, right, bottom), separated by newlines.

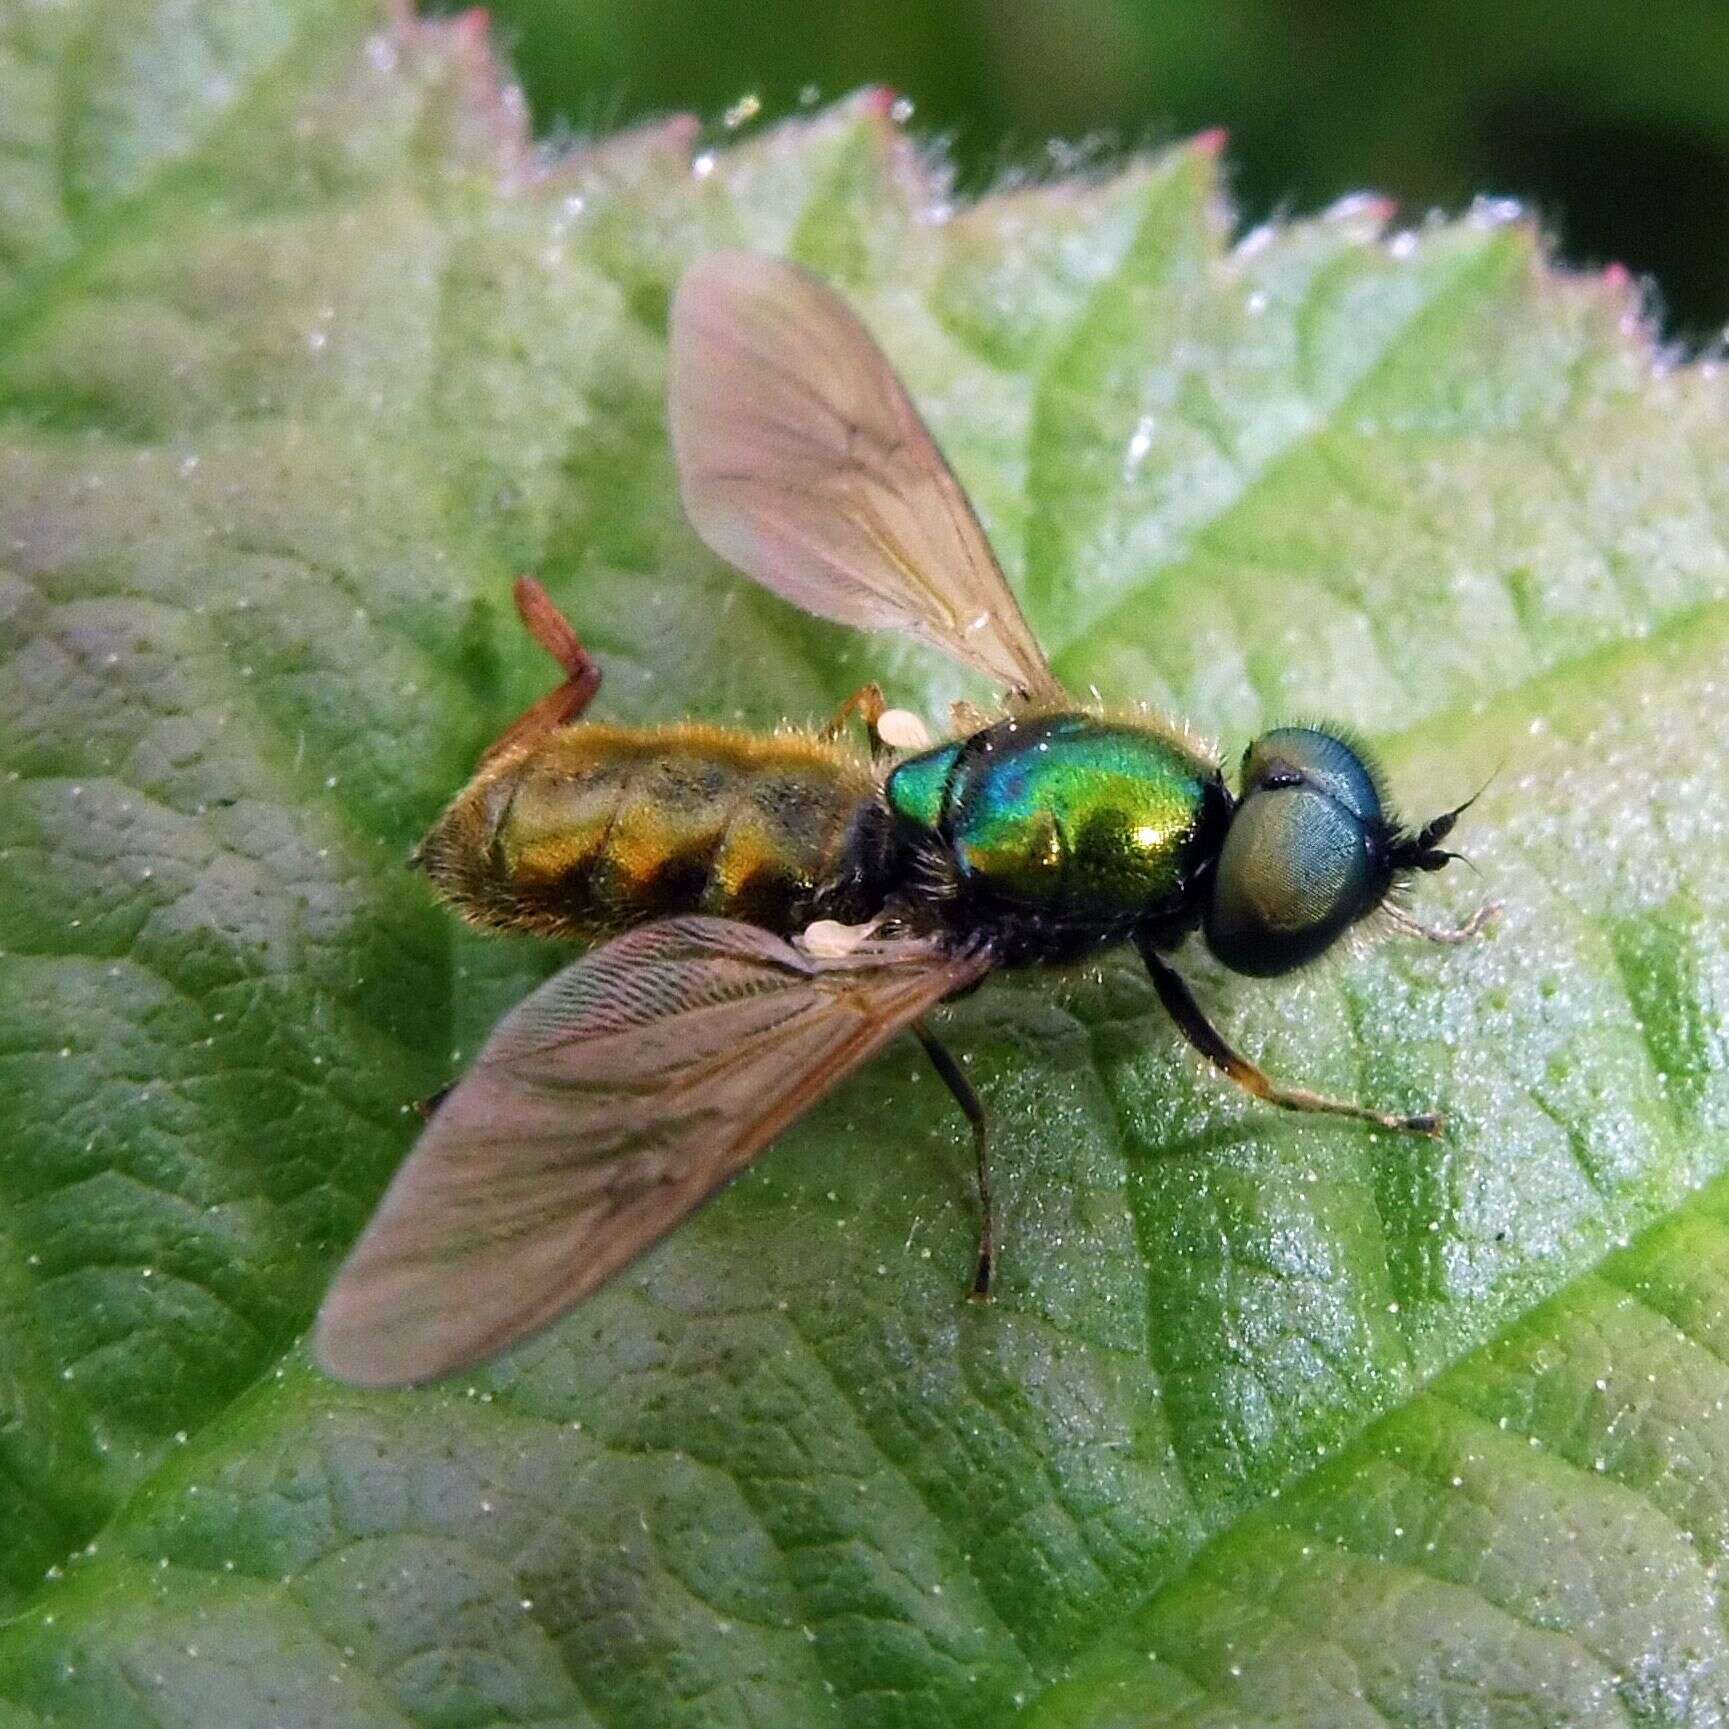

669,250,1066,705
314,917,992,1387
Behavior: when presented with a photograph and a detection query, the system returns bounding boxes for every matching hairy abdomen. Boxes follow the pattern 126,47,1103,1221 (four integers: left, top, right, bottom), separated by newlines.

416,723,884,940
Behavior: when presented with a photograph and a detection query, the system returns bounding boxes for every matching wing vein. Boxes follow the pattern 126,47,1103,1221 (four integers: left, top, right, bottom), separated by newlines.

315,919,992,1385
669,250,1065,703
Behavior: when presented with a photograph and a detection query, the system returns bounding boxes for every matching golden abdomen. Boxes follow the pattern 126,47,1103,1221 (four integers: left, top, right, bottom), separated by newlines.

415,722,883,941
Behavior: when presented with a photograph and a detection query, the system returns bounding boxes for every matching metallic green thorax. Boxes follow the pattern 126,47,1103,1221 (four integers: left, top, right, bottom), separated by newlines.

886,714,1227,949
883,741,962,830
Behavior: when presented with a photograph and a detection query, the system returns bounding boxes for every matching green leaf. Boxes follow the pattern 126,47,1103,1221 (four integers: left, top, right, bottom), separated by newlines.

3,4,1729,1724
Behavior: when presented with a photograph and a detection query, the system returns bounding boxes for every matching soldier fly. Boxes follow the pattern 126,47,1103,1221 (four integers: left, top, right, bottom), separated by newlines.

316,252,1494,1386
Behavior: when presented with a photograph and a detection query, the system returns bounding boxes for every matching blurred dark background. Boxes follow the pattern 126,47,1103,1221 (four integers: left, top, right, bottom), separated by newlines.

448,0,1729,342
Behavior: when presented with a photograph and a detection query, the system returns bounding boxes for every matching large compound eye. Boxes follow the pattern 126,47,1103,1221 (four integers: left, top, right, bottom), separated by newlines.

1203,728,1387,978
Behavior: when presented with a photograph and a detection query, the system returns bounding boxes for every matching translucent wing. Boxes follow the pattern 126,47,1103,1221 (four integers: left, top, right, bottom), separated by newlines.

314,917,991,1387
670,250,1066,704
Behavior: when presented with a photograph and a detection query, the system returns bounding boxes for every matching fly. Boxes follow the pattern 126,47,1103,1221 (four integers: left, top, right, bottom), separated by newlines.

315,252,1495,1386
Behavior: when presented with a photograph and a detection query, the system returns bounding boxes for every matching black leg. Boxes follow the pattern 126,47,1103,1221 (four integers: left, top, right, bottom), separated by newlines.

912,1020,995,1298
1136,939,1443,1137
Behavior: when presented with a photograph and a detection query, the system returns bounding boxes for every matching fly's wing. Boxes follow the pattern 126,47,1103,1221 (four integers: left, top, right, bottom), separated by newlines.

669,250,1066,705
314,916,991,1387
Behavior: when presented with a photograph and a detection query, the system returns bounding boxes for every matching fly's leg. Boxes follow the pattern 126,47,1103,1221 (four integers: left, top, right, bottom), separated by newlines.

479,576,604,765
913,1020,995,1298
1381,899,1502,946
1137,941,1443,1137
825,683,939,757
822,681,889,755
414,1082,454,1122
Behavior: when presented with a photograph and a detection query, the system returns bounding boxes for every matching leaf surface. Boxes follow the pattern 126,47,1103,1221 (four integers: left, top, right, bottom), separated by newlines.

3,5,1729,1723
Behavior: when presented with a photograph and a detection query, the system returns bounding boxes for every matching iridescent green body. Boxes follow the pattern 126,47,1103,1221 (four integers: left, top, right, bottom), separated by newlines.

886,713,1231,962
